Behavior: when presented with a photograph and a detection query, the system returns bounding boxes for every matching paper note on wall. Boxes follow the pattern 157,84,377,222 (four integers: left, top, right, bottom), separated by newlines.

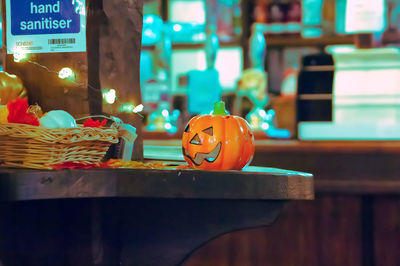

345,0,386,33
5,0,86,54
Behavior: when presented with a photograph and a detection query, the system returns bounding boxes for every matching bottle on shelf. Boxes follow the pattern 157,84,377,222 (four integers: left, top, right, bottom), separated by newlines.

266,0,285,34
322,0,336,36
232,0,243,39
263,0,302,35
286,0,302,34
301,0,323,38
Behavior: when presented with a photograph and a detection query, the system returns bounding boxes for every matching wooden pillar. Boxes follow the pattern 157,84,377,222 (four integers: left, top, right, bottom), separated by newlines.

98,0,144,160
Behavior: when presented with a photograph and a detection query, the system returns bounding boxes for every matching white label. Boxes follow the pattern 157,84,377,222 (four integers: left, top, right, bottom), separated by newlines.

345,0,386,33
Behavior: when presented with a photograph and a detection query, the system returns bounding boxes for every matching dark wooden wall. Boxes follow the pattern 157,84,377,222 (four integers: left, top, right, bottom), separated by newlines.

184,195,400,266
184,141,400,266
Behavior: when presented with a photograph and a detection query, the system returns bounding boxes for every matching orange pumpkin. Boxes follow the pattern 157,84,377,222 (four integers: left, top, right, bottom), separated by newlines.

0,72,26,105
182,101,255,170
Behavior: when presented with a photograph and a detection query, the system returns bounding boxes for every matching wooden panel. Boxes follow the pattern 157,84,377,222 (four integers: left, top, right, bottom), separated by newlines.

374,197,400,266
252,141,400,194
0,198,284,266
0,200,67,266
316,195,362,266
185,195,362,266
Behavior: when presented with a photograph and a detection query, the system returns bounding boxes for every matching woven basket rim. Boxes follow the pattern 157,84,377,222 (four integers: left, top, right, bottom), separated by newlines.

0,123,119,144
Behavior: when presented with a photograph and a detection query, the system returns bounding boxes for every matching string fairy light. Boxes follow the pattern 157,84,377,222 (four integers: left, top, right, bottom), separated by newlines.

10,49,144,117
58,67,75,80
13,48,29,63
102,88,116,104
133,104,144,113
118,103,144,114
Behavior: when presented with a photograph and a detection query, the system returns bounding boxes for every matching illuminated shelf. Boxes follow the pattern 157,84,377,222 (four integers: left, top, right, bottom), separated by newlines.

264,33,400,47
142,41,241,50
265,35,355,47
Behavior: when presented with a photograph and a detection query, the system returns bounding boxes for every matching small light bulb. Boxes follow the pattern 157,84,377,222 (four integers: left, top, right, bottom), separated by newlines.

258,109,267,118
161,109,169,117
145,16,154,24
102,89,116,104
173,24,182,32
261,122,269,130
119,103,143,113
133,104,144,113
164,123,172,130
119,103,134,113
58,67,74,80
13,48,28,63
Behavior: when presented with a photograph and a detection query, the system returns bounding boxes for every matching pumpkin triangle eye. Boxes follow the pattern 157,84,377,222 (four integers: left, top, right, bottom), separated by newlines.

184,124,190,132
202,127,213,136
190,134,201,145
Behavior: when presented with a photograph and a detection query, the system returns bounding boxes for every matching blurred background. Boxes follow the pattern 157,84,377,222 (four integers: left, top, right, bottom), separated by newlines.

136,1,400,265
133,0,400,141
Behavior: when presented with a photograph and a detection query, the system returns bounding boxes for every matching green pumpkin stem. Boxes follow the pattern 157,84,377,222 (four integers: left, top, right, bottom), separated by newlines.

213,101,229,116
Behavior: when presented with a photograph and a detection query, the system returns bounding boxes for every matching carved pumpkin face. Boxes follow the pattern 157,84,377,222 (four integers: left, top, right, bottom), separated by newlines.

182,103,255,170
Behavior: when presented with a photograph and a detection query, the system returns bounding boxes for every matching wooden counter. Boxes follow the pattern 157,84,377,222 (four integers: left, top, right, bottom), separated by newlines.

144,139,400,194
253,140,400,195
0,167,312,266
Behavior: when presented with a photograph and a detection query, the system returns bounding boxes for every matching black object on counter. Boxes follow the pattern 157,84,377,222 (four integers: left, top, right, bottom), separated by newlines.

296,53,334,124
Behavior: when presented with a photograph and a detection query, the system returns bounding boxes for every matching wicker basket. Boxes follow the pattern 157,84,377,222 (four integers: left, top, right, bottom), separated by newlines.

0,123,119,169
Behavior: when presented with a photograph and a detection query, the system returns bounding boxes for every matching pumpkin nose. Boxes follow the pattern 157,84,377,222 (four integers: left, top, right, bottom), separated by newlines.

190,134,201,145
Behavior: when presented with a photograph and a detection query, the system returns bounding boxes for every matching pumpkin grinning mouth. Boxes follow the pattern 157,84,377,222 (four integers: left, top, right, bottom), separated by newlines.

183,142,222,166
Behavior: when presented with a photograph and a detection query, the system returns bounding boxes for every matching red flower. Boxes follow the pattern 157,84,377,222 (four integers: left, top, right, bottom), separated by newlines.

7,98,39,126
83,118,107,128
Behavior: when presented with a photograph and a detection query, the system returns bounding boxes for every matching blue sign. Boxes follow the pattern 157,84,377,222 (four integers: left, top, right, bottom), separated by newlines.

11,0,80,35
6,0,86,54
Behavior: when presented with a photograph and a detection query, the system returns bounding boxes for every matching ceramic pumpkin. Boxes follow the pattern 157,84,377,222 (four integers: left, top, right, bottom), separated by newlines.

0,72,27,105
182,101,255,170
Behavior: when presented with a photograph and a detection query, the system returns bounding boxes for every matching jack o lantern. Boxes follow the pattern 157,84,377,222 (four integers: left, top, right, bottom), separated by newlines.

182,101,255,170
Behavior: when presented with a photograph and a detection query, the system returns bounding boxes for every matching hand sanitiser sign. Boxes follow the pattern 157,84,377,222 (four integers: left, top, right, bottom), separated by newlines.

6,0,86,54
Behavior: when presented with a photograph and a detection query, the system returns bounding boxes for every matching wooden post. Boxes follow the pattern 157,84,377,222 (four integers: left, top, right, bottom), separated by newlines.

1,0,144,160
98,0,144,160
